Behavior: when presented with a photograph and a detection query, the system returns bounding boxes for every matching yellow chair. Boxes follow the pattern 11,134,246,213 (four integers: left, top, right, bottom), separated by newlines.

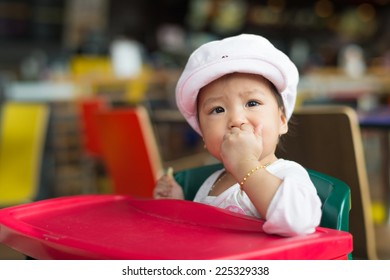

0,102,50,207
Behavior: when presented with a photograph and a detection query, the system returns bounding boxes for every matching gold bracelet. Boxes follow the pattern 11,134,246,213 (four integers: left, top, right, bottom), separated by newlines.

239,164,270,192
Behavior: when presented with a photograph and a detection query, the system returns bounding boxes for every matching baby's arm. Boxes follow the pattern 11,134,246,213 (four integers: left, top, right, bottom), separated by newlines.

232,160,321,236
220,124,281,218
262,165,322,236
153,168,184,199
232,160,281,218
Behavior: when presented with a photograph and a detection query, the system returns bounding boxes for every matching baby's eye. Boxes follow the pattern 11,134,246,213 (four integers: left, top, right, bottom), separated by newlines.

211,106,225,114
246,100,260,107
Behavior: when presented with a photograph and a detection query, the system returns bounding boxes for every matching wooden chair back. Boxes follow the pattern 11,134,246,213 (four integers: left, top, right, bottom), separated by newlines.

276,105,377,259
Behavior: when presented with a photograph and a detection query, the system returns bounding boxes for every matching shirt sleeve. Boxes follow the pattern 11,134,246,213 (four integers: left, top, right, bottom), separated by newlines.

262,161,322,236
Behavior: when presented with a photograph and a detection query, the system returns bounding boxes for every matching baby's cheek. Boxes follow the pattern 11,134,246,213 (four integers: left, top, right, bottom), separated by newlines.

254,123,264,136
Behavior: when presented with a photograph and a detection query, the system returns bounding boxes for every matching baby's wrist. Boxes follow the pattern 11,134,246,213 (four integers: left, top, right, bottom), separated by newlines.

232,159,261,182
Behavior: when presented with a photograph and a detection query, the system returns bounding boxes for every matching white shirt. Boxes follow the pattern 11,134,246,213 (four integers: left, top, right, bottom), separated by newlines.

193,159,322,236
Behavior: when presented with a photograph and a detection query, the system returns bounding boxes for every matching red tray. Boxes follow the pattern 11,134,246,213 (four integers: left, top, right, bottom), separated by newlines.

0,195,352,259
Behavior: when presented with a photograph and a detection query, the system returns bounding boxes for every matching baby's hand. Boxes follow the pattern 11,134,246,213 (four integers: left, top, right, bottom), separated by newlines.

153,173,184,200
221,123,263,172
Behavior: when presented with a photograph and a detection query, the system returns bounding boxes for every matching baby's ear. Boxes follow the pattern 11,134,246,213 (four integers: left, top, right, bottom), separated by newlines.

279,110,288,135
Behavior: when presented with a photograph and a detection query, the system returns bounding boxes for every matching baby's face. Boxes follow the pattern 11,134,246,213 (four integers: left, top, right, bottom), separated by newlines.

197,73,288,162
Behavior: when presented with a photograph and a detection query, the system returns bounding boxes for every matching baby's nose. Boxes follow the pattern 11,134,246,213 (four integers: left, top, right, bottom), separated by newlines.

228,112,247,129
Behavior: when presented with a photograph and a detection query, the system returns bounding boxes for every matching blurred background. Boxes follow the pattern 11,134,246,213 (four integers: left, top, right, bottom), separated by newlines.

0,0,389,259
1,0,389,81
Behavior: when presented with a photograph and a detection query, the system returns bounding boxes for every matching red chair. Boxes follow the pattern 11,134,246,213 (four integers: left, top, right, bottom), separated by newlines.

95,106,163,198
77,98,110,194
78,98,109,158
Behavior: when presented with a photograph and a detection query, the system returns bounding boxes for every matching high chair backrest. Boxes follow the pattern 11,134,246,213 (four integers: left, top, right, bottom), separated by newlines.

0,102,50,207
95,106,163,198
276,105,377,260
174,163,351,232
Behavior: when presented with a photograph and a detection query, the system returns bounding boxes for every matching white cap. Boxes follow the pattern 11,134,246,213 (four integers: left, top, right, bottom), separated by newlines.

175,34,299,135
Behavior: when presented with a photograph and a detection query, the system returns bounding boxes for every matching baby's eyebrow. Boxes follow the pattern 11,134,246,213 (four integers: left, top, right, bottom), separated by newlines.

240,89,266,97
200,96,224,108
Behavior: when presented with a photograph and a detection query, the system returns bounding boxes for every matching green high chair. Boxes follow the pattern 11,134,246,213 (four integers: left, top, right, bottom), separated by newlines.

174,163,351,233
